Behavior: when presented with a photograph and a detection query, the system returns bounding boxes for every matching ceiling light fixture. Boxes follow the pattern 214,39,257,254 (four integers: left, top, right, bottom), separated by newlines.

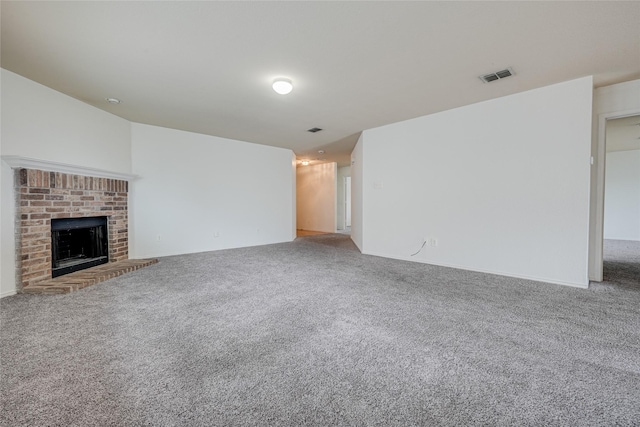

318,150,325,154
105,98,121,104
301,161,310,166
272,78,293,95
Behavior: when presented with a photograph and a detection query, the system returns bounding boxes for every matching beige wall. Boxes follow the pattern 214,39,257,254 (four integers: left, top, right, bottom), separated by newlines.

337,166,351,230
296,163,337,233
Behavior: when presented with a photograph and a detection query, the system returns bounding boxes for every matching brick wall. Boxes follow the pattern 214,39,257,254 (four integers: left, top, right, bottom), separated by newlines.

15,168,129,289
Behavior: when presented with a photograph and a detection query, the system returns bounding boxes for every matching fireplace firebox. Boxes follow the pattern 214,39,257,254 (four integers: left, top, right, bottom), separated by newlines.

51,217,109,278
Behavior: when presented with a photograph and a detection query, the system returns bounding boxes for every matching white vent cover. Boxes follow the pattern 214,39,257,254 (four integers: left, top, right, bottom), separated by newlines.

479,67,515,83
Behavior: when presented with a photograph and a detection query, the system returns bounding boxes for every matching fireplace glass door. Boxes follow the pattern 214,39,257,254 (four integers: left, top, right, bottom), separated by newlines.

51,217,109,277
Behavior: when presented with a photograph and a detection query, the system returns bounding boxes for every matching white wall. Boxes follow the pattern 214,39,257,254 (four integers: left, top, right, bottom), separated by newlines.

355,77,593,287
0,69,132,297
590,79,640,280
0,69,132,173
130,123,295,258
0,165,14,298
336,166,351,230
0,72,4,298
604,150,640,241
350,135,364,251
291,152,298,238
296,162,337,233
0,69,299,296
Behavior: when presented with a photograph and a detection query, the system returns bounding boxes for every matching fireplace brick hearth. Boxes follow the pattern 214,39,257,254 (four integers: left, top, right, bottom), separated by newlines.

15,168,130,290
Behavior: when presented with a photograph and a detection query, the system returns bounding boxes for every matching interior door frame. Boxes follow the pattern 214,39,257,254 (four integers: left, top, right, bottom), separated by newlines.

592,108,640,281
344,176,351,228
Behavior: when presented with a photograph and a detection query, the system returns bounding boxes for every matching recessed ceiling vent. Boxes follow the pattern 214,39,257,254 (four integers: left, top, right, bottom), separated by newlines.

479,67,514,83
307,127,323,133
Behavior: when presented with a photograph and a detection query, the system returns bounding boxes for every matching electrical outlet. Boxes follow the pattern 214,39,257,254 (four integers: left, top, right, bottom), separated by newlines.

429,238,438,247
214,231,220,238
157,235,162,241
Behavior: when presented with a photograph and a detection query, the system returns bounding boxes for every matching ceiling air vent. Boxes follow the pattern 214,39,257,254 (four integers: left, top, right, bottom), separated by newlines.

307,127,323,133
479,67,514,83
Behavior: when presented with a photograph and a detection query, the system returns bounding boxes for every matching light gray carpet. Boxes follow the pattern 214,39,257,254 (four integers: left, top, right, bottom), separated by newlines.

598,239,640,291
1,234,639,426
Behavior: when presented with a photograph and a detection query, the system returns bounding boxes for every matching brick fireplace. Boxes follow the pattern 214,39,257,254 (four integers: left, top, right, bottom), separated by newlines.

15,168,129,290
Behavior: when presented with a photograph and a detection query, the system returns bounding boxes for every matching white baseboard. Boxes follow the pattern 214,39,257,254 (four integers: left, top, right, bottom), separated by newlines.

363,250,589,289
1,289,18,298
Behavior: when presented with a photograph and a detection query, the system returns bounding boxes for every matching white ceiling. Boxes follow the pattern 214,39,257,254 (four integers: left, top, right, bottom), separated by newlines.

2,1,640,166
606,115,640,152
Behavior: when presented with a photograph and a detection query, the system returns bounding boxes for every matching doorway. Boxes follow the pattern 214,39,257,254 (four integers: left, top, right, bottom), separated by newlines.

600,115,640,286
336,167,351,234
344,176,352,230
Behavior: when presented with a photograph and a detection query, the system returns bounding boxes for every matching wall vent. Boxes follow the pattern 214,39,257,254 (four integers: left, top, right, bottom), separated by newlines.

479,67,514,83
307,127,323,133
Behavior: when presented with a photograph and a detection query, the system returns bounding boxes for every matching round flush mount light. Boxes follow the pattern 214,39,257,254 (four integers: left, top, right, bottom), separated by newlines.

272,78,293,95
301,161,310,166
105,98,121,105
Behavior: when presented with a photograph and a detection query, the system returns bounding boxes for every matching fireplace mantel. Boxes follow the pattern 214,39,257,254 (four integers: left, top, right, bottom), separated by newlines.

1,155,138,181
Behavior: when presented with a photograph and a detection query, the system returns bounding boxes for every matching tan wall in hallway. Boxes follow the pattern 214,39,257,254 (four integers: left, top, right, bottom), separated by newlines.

296,163,337,233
